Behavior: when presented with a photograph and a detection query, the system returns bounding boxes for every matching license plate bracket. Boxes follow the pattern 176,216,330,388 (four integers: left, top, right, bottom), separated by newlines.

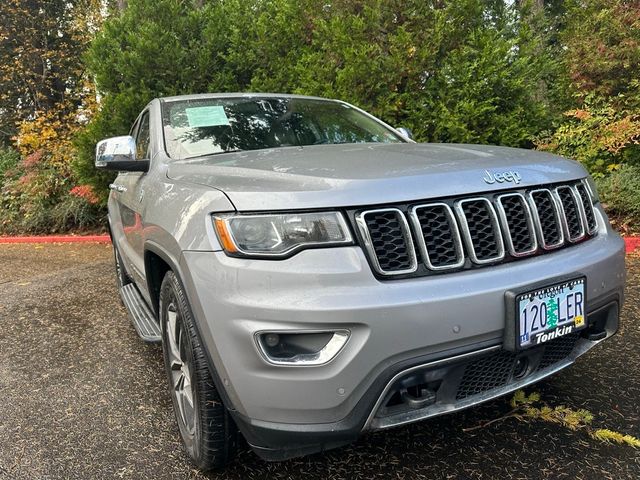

504,275,587,351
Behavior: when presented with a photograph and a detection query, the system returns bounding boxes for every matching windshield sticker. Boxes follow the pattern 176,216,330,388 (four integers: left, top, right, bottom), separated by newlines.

185,106,230,128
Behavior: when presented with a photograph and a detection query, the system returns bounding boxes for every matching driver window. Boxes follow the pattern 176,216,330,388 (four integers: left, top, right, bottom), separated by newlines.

136,112,151,160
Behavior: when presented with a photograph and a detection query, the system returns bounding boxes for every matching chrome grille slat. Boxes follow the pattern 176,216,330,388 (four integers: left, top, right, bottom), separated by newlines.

496,193,538,257
554,186,586,242
355,208,417,276
455,198,505,264
576,182,598,234
409,203,464,270
528,189,564,250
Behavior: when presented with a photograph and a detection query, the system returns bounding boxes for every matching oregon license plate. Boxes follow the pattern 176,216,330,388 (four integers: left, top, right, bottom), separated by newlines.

516,277,586,349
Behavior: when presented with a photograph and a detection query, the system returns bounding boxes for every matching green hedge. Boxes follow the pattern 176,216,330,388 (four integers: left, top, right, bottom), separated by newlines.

75,0,561,197
597,164,640,227
8,0,636,233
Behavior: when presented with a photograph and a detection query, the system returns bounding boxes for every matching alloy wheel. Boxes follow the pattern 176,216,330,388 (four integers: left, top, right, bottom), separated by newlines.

165,298,197,448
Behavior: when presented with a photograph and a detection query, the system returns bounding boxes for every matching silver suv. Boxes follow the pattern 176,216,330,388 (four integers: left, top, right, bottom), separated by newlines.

96,94,625,469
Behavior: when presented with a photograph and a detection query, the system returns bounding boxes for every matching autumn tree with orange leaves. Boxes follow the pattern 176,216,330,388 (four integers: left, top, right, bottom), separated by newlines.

0,0,105,141
0,0,107,234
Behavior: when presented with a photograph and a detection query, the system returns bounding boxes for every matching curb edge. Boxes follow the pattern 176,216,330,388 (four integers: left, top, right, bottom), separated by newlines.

0,235,111,244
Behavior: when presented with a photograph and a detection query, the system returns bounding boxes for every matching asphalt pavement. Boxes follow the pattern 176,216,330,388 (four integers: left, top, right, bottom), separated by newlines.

0,243,638,479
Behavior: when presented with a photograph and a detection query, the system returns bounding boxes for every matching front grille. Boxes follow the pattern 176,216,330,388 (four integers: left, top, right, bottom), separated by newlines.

355,180,596,278
456,333,580,400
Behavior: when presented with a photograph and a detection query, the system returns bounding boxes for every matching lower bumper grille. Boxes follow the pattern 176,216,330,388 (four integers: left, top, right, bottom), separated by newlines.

372,333,582,424
456,333,580,400
536,332,581,371
368,302,618,432
455,350,516,400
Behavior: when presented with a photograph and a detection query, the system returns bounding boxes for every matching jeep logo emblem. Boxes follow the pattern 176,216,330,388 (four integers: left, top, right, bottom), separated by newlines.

482,170,522,185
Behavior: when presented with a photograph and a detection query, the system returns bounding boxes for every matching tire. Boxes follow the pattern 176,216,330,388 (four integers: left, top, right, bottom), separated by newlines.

113,243,131,290
159,271,238,470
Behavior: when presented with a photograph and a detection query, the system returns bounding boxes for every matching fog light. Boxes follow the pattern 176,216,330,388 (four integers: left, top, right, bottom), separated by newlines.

256,330,350,366
264,333,280,347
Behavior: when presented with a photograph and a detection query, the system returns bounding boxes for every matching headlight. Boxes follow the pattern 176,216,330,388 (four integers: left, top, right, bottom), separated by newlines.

584,176,600,204
213,212,353,257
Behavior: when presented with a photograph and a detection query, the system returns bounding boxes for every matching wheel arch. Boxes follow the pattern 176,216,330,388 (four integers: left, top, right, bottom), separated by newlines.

144,242,179,317
144,241,240,415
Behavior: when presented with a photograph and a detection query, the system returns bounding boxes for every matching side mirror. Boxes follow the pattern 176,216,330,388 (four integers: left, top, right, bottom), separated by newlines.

95,136,148,172
396,127,414,140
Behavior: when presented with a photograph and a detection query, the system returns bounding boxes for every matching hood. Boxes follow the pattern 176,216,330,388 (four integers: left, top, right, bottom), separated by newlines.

166,143,586,211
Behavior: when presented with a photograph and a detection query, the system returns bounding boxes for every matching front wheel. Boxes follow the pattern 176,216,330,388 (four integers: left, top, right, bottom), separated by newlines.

159,271,238,470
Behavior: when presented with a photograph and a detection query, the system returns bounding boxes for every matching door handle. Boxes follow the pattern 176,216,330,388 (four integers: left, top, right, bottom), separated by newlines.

109,183,127,193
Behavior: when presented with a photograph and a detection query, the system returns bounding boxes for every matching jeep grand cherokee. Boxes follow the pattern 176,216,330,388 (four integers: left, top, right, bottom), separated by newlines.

95,93,625,469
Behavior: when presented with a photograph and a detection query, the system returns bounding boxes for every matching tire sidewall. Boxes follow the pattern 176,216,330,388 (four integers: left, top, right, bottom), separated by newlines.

159,272,204,465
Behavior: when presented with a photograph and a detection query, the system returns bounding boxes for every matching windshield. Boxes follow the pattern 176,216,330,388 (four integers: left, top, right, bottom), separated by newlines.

161,97,404,159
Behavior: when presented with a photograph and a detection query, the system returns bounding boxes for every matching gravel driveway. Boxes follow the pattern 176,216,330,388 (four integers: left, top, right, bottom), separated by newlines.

0,243,638,479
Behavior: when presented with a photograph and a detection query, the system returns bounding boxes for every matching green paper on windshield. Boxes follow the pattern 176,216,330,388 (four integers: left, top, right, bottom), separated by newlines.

185,106,229,127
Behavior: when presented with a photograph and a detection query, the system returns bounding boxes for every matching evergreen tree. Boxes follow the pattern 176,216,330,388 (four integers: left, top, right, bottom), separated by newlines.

77,0,561,194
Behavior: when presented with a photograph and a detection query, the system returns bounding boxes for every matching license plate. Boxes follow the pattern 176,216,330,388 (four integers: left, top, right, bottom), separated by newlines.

516,277,586,349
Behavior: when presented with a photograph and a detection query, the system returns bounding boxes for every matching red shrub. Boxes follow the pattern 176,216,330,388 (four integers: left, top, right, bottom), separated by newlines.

22,150,44,169
70,184,100,205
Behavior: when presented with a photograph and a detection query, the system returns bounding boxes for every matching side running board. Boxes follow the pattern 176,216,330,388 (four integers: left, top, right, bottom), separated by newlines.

120,283,162,343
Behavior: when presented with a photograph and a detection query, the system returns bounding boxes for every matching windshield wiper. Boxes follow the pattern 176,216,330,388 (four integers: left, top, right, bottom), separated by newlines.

182,149,244,160
210,149,244,155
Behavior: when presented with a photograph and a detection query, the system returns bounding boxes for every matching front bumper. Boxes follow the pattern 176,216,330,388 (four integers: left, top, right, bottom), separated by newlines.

241,299,619,460
178,211,625,460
